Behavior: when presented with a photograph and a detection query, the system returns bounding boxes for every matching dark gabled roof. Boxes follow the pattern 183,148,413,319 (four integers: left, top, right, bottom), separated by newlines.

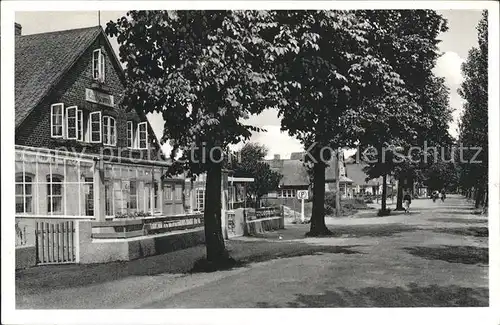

345,162,383,186
15,26,103,128
266,156,341,187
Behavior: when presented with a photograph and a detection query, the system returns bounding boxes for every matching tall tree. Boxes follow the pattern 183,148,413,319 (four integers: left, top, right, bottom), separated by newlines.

229,143,282,207
106,11,284,268
272,10,410,235
458,11,488,208
358,10,449,213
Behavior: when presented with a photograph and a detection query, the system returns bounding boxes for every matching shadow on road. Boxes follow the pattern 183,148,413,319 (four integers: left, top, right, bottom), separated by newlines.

16,240,364,294
430,218,487,224
251,224,420,240
270,283,488,307
432,226,488,238
434,211,486,216
329,224,420,238
190,242,364,273
403,245,488,265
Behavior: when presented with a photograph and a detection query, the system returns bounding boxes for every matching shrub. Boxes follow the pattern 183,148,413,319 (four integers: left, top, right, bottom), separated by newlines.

324,204,334,215
324,191,337,209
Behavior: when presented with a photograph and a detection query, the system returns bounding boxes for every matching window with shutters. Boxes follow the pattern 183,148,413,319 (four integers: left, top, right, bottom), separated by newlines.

138,122,148,149
89,111,102,143
103,116,116,146
66,106,78,140
77,109,84,141
51,103,64,138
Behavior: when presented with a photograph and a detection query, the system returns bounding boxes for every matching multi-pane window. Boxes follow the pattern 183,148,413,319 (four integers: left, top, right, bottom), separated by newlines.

164,184,173,201
85,177,94,216
89,111,102,143
15,173,33,214
77,109,84,141
66,106,78,140
174,185,182,201
103,116,116,146
148,181,159,211
279,189,296,198
127,121,134,148
129,180,137,210
105,180,112,216
195,188,205,211
138,122,148,149
127,121,148,149
47,175,63,213
51,103,64,138
93,49,105,82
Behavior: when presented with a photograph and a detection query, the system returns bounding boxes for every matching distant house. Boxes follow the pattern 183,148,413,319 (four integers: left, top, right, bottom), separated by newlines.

345,162,382,195
344,161,397,197
262,152,353,205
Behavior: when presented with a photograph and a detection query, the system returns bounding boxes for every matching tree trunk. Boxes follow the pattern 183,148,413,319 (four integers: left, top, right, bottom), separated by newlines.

307,161,331,236
395,176,404,210
381,174,387,211
203,161,230,264
475,186,485,209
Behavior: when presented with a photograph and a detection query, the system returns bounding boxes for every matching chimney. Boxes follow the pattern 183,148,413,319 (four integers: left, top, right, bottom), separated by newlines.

273,154,280,160
15,23,22,36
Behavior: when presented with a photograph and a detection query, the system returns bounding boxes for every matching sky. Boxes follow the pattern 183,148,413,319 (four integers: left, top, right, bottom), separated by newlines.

15,9,483,159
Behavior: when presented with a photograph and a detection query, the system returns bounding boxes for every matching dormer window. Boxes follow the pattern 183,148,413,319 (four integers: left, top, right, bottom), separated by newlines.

93,49,105,82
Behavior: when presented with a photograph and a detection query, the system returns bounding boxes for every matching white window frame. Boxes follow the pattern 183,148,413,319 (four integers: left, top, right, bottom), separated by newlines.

77,109,84,141
89,111,102,143
93,49,105,82
127,121,136,148
174,184,182,201
164,184,173,202
137,122,148,149
147,181,159,212
50,103,64,138
195,188,205,211
65,106,78,140
47,174,63,214
15,172,34,214
128,179,138,212
103,116,116,146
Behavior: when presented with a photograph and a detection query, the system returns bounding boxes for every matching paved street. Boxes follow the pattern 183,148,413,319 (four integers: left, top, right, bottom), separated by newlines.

16,195,488,308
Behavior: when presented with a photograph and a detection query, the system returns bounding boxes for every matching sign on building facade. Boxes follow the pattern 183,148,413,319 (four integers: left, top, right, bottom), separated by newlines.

85,88,115,108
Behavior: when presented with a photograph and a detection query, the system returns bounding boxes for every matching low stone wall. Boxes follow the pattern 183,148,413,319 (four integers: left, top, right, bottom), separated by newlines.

16,246,37,270
225,208,285,238
77,221,205,264
246,217,284,236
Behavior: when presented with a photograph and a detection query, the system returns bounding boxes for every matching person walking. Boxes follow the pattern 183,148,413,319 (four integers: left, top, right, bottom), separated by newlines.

403,191,412,214
440,188,446,202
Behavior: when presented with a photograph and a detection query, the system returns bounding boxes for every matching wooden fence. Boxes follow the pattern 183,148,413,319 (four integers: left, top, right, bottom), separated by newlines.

35,221,76,264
